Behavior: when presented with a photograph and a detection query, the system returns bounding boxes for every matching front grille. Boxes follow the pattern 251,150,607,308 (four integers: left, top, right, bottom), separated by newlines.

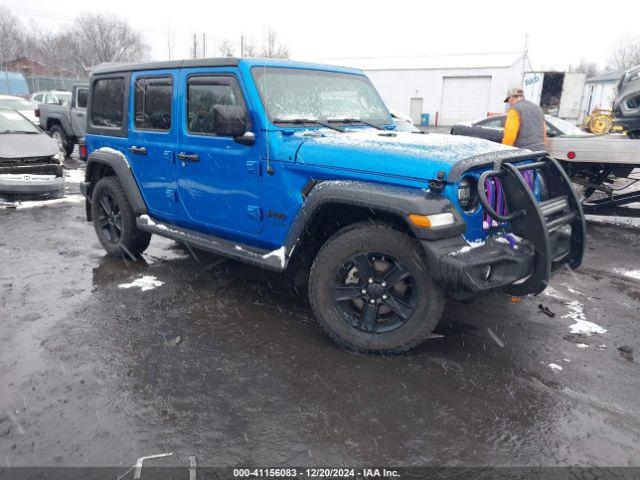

0,156,58,167
482,169,535,230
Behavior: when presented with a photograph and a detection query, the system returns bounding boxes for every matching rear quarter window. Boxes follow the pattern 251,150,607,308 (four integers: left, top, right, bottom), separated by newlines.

91,78,125,128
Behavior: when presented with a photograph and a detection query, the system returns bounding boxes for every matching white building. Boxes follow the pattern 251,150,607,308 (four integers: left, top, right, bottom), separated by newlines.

578,70,624,122
328,52,532,126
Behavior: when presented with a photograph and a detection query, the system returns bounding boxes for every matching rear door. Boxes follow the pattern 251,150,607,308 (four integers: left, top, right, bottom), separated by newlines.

558,73,586,121
127,69,178,221
523,72,544,105
176,67,262,235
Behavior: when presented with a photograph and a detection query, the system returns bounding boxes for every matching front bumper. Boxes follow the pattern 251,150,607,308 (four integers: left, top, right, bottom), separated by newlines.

422,230,571,294
424,153,585,295
0,174,65,200
423,236,534,293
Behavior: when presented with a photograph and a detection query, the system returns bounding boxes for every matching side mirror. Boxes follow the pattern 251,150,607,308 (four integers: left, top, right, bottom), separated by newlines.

213,104,248,138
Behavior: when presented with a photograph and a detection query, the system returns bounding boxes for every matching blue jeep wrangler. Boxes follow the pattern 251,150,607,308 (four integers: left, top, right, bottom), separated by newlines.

80,58,586,352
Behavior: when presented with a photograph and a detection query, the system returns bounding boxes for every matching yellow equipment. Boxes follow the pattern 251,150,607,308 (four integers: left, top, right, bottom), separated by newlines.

581,109,624,134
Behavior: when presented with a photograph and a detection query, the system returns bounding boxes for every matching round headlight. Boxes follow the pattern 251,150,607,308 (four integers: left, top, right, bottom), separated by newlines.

458,177,479,212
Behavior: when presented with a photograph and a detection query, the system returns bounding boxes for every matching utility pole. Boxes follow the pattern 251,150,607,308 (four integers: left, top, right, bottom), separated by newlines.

202,33,206,58
240,35,244,57
192,34,198,59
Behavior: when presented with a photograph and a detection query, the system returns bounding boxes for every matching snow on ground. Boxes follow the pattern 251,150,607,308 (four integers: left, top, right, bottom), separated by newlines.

548,363,563,372
0,195,84,210
118,276,164,292
544,286,607,335
614,268,640,281
63,169,85,184
587,214,640,229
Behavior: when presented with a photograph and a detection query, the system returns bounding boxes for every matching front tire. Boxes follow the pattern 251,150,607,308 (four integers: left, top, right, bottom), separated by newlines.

308,223,445,353
91,177,151,257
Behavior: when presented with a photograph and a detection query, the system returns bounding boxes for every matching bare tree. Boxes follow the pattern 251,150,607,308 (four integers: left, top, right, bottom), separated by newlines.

569,58,599,78
0,7,23,69
241,38,259,57
260,28,290,59
608,35,640,71
68,13,148,72
218,38,236,57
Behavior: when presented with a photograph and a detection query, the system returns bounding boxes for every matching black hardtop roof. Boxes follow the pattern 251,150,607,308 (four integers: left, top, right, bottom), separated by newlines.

91,58,240,75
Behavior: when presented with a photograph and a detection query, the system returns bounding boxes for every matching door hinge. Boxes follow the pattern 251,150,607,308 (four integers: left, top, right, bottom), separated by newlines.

246,205,262,220
245,160,261,176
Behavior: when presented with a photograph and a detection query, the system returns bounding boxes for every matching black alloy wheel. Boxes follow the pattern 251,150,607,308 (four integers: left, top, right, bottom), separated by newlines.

96,192,123,244
332,253,417,334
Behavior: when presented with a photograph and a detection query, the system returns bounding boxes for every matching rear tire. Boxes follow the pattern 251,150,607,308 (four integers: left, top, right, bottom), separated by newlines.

49,125,73,157
91,177,151,257
308,223,445,353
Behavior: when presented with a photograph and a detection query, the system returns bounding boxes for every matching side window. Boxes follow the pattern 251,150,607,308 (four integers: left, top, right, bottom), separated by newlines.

627,94,640,110
480,117,505,128
76,88,88,109
35,94,43,102
91,78,125,128
186,76,246,135
134,76,173,131
44,94,53,104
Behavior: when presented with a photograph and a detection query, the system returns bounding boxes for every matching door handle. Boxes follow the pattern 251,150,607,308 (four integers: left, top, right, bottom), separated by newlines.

177,152,200,162
129,146,147,155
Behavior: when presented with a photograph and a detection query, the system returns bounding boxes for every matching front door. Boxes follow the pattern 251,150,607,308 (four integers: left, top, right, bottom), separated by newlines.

176,68,262,236
127,69,178,221
70,86,88,138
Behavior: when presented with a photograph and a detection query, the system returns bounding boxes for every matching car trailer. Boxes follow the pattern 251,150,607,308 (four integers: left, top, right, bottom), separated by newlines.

546,134,640,218
568,165,640,217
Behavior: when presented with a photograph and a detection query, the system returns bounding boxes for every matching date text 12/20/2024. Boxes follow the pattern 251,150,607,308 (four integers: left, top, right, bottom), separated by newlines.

233,468,400,478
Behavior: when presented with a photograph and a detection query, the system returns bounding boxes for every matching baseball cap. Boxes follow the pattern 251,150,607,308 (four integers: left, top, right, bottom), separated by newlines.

504,88,524,102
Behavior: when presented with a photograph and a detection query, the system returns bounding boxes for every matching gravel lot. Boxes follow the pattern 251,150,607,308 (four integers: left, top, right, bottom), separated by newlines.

1,159,639,473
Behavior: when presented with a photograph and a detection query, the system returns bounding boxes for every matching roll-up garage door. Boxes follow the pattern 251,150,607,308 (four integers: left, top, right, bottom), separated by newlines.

440,76,492,125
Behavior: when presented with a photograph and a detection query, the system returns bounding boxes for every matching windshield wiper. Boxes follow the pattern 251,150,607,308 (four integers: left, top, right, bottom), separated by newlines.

327,118,385,130
272,118,344,133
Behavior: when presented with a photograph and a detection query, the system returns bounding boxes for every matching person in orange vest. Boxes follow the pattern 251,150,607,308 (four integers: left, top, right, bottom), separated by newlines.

502,88,547,151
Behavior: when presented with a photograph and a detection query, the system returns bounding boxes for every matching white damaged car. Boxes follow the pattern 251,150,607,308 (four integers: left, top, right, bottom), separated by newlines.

0,108,65,200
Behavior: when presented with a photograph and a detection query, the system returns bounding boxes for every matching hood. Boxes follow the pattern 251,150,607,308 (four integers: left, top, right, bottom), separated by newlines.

295,129,517,181
0,133,59,159
19,109,39,123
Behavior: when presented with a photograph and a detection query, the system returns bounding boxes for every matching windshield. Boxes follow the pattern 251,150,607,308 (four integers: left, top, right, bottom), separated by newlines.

0,109,40,133
545,115,590,136
252,67,391,125
0,97,34,111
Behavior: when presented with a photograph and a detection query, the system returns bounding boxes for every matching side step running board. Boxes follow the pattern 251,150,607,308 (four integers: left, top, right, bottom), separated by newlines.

136,215,287,272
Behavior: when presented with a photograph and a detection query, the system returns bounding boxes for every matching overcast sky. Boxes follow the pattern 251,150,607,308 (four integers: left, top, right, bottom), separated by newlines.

3,0,639,71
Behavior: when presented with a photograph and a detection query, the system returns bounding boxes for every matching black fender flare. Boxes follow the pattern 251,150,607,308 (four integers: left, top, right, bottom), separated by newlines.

82,148,147,220
46,113,72,136
283,180,466,254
